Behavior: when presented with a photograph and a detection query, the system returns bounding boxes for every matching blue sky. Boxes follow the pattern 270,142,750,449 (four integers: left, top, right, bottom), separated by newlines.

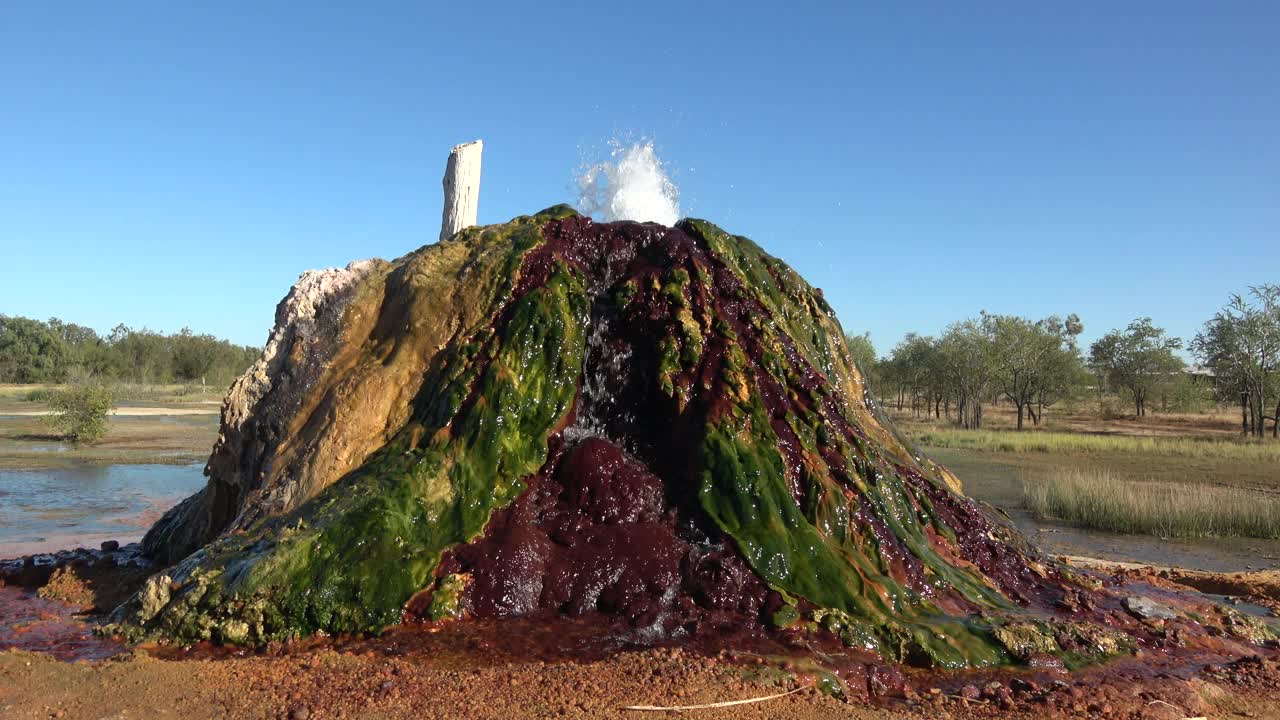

2,2,1277,356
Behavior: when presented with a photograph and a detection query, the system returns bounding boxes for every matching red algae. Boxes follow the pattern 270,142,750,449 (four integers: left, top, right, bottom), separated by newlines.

424,436,774,638
29,208,1269,687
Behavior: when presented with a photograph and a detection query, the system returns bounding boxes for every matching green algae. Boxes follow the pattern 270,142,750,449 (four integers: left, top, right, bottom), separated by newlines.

614,278,638,307
426,573,470,621
698,405,1007,668
991,621,1060,661
116,209,1144,673
1219,606,1280,644
681,218,1031,668
682,219,961,491
125,233,590,642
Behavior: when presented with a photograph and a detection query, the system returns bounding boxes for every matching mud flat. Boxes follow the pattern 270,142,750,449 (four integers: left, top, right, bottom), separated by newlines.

3,565,1280,720
3,466,1280,719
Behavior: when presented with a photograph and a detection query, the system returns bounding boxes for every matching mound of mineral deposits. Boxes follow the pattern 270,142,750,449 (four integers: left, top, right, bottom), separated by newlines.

114,207,1276,670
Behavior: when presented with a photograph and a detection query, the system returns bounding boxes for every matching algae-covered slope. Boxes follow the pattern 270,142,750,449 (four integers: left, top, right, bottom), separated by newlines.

120,208,1092,666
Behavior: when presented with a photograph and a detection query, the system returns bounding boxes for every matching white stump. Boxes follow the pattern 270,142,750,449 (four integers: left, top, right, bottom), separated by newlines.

439,139,483,242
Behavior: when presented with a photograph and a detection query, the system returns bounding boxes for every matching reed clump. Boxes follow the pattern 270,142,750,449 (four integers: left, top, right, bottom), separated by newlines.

1023,467,1280,539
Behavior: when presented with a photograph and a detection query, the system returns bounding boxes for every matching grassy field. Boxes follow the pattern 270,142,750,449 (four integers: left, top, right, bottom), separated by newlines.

889,399,1247,438
0,382,225,411
0,384,222,469
908,426,1280,464
1024,467,1280,540
893,403,1280,542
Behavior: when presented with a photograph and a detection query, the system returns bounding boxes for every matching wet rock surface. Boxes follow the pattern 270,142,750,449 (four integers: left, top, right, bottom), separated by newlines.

1124,596,1179,621
4,605,1280,719
422,436,775,637
0,543,151,591
22,207,1264,692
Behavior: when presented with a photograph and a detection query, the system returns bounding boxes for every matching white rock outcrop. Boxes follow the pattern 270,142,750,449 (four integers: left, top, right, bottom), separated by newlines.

439,140,483,242
142,260,376,563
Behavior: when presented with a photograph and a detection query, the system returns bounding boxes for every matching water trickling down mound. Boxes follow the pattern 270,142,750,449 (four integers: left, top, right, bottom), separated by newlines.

115,207,1276,670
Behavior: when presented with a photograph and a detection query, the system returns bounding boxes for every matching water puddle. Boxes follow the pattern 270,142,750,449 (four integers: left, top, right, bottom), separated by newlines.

0,463,206,557
0,585,124,660
1198,593,1274,618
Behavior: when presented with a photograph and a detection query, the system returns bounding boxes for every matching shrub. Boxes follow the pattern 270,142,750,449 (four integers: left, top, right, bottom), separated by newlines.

44,384,116,444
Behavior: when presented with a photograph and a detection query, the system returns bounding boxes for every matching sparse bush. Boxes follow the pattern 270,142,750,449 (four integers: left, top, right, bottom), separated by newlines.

21,387,57,403
43,384,116,444
1099,395,1128,420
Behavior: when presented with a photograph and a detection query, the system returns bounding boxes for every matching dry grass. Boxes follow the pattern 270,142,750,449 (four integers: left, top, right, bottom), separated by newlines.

909,426,1280,464
1023,468,1280,540
0,414,218,469
889,402,1245,439
0,383,224,409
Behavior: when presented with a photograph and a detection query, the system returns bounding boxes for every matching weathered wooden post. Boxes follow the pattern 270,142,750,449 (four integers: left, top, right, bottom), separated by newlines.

440,140,483,242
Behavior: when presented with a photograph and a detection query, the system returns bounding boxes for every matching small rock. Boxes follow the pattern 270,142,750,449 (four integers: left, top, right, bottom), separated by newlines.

137,574,173,622
1011,677,1039,694
290,707,310,720
100,540,120,552
1124,596,1178,620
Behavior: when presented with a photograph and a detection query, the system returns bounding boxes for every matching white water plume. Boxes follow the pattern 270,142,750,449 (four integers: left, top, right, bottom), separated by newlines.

576,141,680,225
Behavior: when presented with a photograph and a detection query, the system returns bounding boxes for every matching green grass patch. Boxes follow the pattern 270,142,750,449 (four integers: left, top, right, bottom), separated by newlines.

911,427,1280,464
1023,468,1280,540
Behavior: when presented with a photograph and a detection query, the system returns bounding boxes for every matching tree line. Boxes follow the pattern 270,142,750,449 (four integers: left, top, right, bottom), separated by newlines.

0,315,260,388
846,284,1280,437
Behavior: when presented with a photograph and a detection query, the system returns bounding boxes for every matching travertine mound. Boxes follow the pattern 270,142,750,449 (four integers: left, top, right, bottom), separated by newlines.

120,207,1275,669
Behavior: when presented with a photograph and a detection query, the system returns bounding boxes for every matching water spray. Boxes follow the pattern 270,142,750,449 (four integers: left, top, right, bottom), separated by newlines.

576,141,680,225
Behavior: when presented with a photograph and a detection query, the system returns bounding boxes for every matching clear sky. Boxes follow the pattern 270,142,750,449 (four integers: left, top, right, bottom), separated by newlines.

2,2,1277,356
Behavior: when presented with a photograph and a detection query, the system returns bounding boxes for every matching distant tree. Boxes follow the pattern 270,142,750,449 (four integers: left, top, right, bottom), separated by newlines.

989,313,1086,430
43,383,115,444
0,315,259,389
938,318,997,429
172,327,220,384
1033,314,1088,423
108,326,174,384
0,315,69,383
886,333,940,415
1088,318,1183,417
1192,285,1280,437
844,332,880,399
46,317,104,380
46,317,100,347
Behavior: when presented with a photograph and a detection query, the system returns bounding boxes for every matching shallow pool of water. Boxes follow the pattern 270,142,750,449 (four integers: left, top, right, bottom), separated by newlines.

0,463,205,558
